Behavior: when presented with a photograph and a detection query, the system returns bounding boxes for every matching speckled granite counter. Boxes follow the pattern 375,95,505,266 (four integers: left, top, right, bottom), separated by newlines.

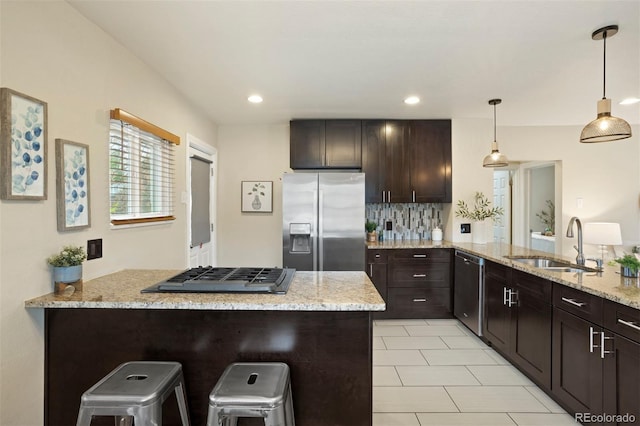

367,240,640,310
25,269,385,311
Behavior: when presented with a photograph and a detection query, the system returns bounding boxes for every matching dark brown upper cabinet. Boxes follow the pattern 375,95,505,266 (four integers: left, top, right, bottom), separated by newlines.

290,120,362,169
361,119,452,203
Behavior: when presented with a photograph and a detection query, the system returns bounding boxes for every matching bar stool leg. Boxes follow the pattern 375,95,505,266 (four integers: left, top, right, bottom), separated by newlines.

114,416,133,426
285,386,295,426
175,380,190,426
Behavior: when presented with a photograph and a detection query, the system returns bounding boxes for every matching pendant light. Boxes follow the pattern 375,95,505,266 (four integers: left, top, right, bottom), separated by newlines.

580,25,632,143
483,98,508,167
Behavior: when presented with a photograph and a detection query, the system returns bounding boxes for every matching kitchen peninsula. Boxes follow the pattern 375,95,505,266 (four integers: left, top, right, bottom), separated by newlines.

26,270,385,425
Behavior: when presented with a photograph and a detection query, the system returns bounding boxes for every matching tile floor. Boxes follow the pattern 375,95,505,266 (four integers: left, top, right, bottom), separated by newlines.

373,319,577,426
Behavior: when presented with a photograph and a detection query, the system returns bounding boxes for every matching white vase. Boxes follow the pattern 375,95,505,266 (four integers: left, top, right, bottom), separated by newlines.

472,221,488,244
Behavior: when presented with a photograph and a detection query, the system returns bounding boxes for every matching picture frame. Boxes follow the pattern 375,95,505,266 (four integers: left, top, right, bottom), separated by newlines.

241,181,273,213
0,88,48,200
55,139,90,231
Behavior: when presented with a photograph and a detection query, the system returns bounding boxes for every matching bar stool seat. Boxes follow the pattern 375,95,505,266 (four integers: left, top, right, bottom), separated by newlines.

76,361,190,426
207,362,294,426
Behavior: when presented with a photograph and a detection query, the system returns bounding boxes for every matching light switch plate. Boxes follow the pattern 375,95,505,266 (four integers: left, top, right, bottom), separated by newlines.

87,239,102,260
461,223,471,234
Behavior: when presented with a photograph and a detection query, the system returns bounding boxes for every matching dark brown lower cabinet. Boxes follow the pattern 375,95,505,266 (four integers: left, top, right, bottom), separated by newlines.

366,249,388,319
483,262,511,354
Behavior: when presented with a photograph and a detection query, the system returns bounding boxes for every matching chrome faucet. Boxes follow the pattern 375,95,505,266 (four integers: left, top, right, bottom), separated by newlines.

566,216,585,266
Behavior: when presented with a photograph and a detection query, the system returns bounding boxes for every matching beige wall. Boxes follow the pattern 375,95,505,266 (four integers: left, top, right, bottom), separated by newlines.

0,2,217,424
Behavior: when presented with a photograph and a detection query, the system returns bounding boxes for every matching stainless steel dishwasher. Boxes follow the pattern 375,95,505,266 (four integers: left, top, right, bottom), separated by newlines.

454,250,485,336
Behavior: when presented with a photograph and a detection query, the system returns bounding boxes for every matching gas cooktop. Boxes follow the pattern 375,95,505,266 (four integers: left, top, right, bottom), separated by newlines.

141,267,296,294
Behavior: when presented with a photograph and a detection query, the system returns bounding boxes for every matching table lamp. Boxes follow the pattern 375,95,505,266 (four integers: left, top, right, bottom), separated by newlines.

583,222,622,268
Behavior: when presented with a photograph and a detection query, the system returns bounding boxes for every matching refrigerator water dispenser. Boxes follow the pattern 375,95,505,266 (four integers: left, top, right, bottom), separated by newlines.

289,223,311,253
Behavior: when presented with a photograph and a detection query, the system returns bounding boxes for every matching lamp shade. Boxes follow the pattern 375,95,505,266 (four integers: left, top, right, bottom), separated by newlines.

583,222,622,245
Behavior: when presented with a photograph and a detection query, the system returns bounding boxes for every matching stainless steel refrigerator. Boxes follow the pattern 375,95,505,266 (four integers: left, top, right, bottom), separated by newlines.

282,172,365,271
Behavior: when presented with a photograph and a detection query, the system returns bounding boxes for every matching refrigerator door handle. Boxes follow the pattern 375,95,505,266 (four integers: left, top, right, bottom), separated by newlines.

318,188,324,271
313,188,318,271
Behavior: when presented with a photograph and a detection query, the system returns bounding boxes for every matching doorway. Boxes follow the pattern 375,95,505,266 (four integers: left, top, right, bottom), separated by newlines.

187,134,217,267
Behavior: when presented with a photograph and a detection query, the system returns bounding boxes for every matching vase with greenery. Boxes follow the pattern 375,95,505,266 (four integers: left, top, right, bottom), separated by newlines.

535,200,555,236
455,192,503,244
47,245,87,291
365,220,378,242
615,254,640,278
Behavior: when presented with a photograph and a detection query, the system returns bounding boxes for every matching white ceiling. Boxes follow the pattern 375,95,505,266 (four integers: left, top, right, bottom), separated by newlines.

67,0,640,127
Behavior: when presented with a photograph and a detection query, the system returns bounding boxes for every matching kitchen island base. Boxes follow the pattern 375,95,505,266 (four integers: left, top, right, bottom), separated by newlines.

45,308,372,425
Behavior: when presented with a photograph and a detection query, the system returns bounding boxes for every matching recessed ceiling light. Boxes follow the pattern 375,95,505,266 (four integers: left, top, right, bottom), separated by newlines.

404,96,420,105
248,95,263,104
620,97,640,105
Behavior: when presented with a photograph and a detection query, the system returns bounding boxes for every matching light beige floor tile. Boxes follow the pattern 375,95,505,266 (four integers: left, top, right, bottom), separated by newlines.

383,336,448,350
405,325,467,337
376,319,429,326
424,319,462,326
373,386,458,412
456,325,479,337
484,348,511,365
374,336,387,350
396,366,480,386
525,386,568,413
416,413,517,425
508,413,576,425
374,350,427,366
421,349,497,365
466,365,534,386
445,386,549,412
374,326,410,337
373,412,421,426
374,366,402,386
441,335,488,349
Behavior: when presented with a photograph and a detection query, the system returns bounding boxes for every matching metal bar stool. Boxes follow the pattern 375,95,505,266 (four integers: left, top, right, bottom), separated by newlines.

207,362,294,426
76,361,190,426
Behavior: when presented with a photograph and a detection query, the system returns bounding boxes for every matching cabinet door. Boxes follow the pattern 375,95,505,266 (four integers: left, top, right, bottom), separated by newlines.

362,120,386,203
483,264,511,354
325,120,361,168
510,273,552,389
552,307,603,418
410,120,452,202
290,120,325,169
603,334,640,425
387,287,451,319
385,121,412,203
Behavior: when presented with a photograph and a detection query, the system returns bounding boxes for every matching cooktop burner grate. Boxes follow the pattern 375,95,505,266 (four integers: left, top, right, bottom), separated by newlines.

141,267,296,294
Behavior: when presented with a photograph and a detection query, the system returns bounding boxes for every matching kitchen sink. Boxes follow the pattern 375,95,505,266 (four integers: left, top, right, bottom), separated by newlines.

504,256,598,273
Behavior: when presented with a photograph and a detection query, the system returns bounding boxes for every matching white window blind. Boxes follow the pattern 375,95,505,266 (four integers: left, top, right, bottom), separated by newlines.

109,109,178,225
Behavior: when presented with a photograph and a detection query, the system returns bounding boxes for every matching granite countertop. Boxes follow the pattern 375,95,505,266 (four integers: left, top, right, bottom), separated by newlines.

368,240,640,310
25,269,386,312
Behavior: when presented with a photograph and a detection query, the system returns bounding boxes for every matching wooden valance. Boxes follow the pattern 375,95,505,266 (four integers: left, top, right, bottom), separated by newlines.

110,108,180,145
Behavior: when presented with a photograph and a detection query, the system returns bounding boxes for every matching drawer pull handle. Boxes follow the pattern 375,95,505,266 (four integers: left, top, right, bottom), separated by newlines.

375,254,381,258
413,254,427,258
600,332,614,359
561,297,586,308
412,298,427,302
589,326,599,353
618,319,640,332
413,274,427,278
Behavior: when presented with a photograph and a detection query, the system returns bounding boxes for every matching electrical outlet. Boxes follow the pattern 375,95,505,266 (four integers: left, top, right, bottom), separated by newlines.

87,239,103,260
461,223,471,234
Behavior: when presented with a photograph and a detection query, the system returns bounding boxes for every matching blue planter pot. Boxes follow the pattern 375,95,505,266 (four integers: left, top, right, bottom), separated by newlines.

52,265,83,284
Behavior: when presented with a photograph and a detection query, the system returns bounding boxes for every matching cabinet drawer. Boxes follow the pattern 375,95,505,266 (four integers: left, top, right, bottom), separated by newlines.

512,270,551,302
485,260,511,281
367,249,388,264
388,287,451,317
553,284,603,323
389,263,450,288
603,300,640,344
389,248,451,263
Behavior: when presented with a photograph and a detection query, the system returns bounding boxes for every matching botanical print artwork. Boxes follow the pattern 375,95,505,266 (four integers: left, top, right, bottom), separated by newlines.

241,181,273,212
10,93,45,196
63,143,89,227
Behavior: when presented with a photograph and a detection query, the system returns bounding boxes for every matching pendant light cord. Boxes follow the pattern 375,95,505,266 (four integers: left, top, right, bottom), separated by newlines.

493,102,497,142
602,30,607,99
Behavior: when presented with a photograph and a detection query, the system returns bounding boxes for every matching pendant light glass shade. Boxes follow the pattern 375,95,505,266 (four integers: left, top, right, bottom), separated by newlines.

580,25,632,143
483,99,508,168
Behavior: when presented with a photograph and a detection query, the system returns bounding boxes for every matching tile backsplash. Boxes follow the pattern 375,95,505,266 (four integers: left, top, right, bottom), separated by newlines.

366,203,444,241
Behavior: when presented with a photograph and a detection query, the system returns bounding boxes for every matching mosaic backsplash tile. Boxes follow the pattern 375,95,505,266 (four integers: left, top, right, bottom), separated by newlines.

366,203,444,241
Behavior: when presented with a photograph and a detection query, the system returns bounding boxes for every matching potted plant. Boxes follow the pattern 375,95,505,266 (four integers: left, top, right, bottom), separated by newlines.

454,192,503,244
365,220,378,242
47,245,87,292
614,254,640,278
535,199,555,236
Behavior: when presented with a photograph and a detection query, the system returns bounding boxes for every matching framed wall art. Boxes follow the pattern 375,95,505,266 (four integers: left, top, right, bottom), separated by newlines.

0,88,48,200
55,139,90,231
241,181,273,213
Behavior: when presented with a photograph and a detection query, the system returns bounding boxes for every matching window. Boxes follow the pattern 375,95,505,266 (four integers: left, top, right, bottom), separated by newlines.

109,109,179,225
